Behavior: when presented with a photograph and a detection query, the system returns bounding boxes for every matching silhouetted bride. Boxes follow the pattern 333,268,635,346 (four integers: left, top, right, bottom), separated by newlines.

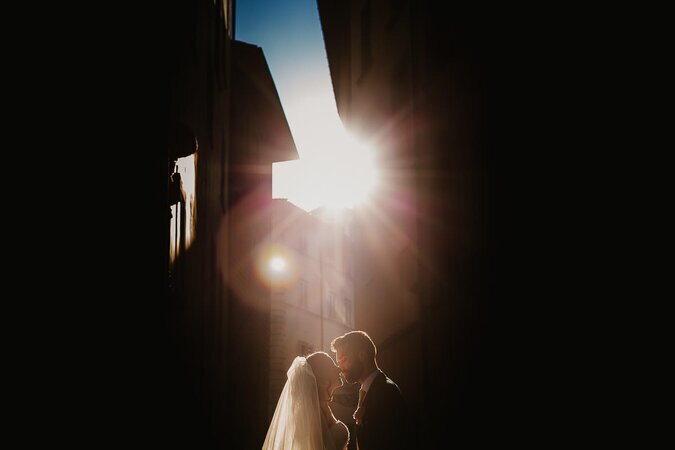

262,352,349,450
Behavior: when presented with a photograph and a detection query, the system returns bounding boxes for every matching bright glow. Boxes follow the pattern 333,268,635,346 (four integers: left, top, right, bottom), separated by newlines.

169,153,197,264
269,256,286,272
273,127,380,212
239,1,379,213
255,243,297,289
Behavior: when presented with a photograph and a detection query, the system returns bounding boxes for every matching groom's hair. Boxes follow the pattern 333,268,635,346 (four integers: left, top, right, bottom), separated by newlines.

330,330,377,360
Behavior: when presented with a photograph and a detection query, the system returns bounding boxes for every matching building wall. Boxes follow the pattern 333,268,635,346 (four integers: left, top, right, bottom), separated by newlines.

165,1,296,448
330,0,423,413
166,1,234,448
319,0,495,446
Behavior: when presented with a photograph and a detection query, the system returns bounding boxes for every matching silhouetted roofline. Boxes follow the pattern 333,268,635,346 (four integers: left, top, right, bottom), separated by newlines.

232,40,299,162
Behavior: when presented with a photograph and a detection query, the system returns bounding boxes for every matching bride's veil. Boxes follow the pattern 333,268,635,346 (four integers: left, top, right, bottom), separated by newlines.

262,356,324,450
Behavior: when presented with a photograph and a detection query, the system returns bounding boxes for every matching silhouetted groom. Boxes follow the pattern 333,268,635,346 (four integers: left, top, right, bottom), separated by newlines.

331,331,410,450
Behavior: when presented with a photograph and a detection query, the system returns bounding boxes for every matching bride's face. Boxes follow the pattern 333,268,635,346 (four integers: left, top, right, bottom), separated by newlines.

319,363,343,401
327,364,343,399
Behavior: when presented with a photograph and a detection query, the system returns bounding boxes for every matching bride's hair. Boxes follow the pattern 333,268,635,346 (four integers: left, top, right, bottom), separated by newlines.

306,351,337,393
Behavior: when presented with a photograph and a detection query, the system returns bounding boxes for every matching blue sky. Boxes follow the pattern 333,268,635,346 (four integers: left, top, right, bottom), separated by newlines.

235,0,376,211
236,0,352,211
235,0,338,152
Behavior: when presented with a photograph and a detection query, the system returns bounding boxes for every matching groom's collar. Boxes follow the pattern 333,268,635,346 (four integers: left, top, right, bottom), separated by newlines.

360,369,381,395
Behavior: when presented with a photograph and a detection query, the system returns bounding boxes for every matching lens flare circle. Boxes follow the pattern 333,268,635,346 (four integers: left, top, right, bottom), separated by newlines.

255,243,298,289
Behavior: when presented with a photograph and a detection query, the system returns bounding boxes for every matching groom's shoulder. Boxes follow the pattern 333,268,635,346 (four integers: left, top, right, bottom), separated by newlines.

380,373,402,395
378,374,408,414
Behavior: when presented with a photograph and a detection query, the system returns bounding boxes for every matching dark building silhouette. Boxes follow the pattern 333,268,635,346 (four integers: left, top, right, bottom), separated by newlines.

318,0,500,446
163,1,298,448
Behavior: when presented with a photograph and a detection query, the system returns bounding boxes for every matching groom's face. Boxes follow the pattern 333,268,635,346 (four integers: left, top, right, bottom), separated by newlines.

336,349,364,384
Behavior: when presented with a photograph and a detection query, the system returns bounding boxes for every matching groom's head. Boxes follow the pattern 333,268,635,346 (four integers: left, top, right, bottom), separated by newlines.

330,330,377,384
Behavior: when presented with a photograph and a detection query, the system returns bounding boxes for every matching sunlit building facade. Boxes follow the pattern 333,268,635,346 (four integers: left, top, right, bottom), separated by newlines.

266,199,356,419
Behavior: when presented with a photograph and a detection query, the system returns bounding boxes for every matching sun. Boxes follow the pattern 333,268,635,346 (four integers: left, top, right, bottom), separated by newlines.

273,130,380,212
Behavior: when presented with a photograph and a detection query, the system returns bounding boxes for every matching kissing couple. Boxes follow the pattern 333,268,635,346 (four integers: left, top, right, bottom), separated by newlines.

262,330,410,450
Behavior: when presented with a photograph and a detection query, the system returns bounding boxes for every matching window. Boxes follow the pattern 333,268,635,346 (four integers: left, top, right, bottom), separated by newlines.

298,231,308,254
169,154,197,265
344,298,353,327
327,290,337,320
298,279,308,308
343,240,353,279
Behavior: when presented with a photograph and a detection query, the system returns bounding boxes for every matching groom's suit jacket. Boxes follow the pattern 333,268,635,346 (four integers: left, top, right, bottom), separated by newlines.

356,371,410,450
